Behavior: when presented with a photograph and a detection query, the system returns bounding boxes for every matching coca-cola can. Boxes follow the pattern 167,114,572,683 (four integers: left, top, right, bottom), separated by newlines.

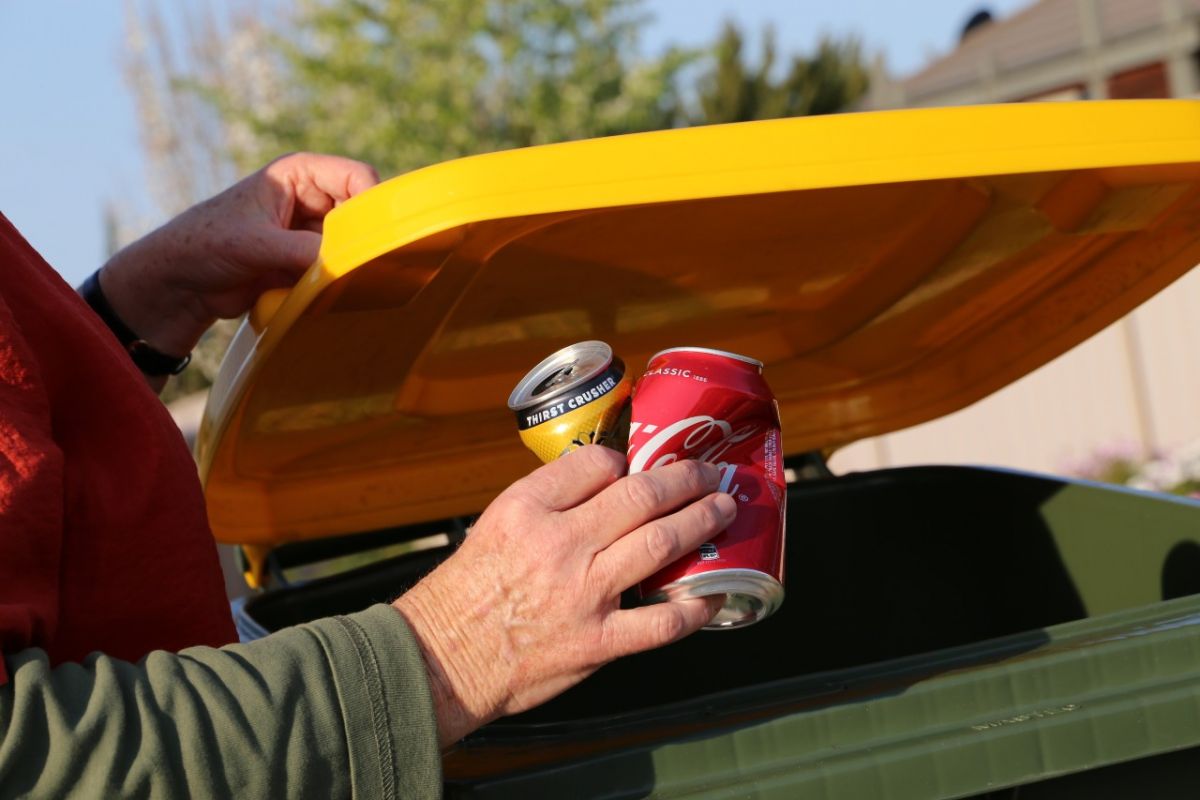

628,347,785,630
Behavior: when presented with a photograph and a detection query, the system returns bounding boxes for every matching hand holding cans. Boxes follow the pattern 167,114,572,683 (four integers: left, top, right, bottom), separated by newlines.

510,342,786,629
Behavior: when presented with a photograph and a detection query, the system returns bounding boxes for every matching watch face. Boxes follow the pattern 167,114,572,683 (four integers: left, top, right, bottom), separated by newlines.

82,272,191,377
128,339,191,377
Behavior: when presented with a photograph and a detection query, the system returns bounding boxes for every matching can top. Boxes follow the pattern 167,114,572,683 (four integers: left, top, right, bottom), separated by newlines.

650,346,764,371
507,340,616,411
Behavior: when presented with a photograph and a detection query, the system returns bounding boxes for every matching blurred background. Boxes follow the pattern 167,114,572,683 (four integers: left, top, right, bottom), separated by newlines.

3,0,1200,501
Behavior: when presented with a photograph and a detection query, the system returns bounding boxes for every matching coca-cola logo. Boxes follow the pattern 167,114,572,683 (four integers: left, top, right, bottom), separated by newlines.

628,415,758,496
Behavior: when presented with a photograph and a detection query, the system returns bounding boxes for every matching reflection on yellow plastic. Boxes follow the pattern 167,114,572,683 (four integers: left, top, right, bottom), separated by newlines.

240,545,268,590
197,101,1200,565
249,288,290,333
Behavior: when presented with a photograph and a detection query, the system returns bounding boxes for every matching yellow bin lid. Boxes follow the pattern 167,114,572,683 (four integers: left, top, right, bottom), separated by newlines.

198,100,1200,552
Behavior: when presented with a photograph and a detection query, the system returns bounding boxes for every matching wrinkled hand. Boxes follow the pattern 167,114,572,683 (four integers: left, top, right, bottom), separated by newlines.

393,446,733,749
100,153,378,359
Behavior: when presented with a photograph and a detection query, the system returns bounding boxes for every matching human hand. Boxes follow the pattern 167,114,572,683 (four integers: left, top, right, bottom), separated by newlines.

99,153,378,359
392,446,733,749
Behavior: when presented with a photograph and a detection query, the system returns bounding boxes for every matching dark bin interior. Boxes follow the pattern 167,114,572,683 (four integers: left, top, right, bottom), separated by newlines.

241,465,1200,726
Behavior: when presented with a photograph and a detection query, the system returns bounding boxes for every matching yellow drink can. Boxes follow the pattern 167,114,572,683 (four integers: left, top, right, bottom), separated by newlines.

508,341,632,463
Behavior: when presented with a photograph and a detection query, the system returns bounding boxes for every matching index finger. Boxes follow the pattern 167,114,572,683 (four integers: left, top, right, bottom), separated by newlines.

267,152,381,215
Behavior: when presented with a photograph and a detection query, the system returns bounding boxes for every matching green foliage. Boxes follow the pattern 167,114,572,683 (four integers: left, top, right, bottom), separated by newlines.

131,0,871,188
130,1,869,404
694,21,869,125
1070,443,1200,498
213,0,694,178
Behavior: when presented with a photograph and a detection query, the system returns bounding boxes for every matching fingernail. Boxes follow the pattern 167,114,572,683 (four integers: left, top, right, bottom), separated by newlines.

699,461,721,488
713,492,737,520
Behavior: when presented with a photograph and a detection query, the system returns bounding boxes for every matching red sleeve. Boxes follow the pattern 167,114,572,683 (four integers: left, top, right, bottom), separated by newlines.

0,213,236,673
0,291,64,684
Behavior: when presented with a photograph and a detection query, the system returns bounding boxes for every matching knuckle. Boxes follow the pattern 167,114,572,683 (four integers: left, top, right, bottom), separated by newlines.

595,616,625,659
696,498,726,535
622,474,664,512
678,459,710,491
643,521,679,565
575,444,625,480
266,151,301,170
491,488,543,530
655,607,690,643
501,478,536,509
509,467,564,510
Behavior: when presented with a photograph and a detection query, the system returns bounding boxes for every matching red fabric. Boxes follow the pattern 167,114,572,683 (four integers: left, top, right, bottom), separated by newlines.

0,214,236,683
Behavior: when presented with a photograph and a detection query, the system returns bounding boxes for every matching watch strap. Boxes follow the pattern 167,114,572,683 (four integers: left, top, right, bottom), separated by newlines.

79,271,192,377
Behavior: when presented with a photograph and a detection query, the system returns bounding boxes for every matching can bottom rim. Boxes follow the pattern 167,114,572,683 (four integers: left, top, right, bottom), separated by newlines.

645,569,784,630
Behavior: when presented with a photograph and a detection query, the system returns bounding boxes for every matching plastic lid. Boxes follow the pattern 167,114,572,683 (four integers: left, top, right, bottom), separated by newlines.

197,100,1200,547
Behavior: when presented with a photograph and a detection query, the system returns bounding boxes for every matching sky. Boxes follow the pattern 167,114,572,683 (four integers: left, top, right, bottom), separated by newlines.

0,0,1028,287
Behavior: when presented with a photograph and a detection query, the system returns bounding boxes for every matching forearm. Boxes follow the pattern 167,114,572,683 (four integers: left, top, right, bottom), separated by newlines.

100,229,213,357
394,585,505,749
0,605,441,799
80,232,212,393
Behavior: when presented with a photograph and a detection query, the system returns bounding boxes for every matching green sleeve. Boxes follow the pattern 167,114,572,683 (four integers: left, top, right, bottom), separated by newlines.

0,604,441,799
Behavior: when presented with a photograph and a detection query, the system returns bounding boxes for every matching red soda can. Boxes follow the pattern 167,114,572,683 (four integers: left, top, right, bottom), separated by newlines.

628,347,785,630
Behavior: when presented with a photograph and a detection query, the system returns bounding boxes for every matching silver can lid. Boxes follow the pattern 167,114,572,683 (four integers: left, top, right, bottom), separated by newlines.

508,340,615,411
649,346,763,370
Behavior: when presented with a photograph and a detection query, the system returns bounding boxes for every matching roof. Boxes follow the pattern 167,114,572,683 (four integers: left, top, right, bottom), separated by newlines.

902,0,1200,100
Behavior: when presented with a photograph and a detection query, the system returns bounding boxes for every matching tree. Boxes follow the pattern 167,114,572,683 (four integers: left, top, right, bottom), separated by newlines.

126,0,693,193
126,3,869,209
694,21,868,125
125,0,695,402
122,2,867,403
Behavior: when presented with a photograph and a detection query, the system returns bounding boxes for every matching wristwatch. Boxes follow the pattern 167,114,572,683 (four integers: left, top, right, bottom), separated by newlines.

79,270,192,377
